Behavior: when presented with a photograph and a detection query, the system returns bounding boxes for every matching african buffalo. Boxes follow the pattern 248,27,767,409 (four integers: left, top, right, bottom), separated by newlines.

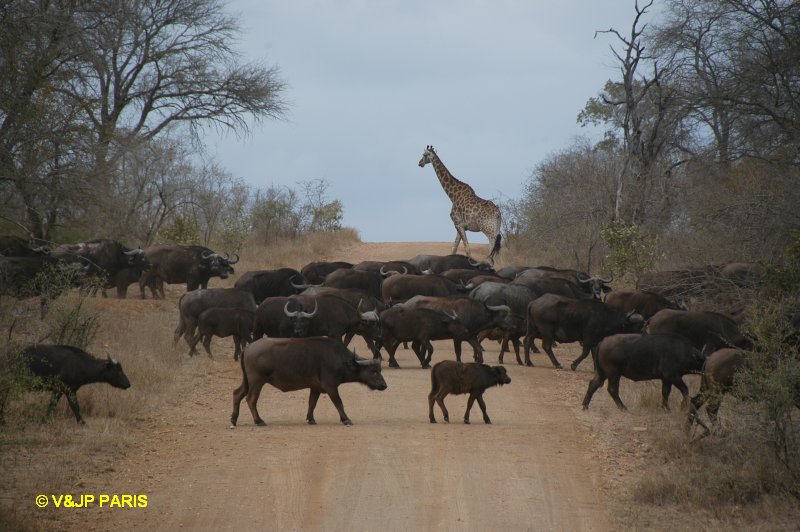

234,268,303,304
174,288,257,353
402,295,513,363
379,306,469,368
525,294,644,369
230,337,387,426
604,289,683,320
410,254,493,274
582,333,705,411
0,345,130,425
688,348,746,432
50,239,149,298
322,268,383,301
381,273,466,303
428,360,511,424
470,282,536,364
189,307,255,360
300,261,353,285
645,309,749,352
353,260,420,276
139,245,238,298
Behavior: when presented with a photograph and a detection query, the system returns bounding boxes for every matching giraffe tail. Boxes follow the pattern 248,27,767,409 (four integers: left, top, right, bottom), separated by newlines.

489,233,502,261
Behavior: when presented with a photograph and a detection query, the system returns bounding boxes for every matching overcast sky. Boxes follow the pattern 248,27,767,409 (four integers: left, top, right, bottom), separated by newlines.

204,1,645,243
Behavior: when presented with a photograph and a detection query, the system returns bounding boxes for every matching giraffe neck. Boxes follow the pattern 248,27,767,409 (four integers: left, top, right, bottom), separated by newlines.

430,153,470,203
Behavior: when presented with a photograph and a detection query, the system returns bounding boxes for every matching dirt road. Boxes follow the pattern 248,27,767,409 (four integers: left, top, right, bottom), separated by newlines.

78,242,617,531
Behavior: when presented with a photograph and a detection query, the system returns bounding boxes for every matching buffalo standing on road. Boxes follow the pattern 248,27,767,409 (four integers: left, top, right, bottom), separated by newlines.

428,360,511,424
525,294,644,369
230,337,387,426
300,261,353,285
381,273,466,303
174,288,257,353
582,333,705,411
234,268,303,304
0,345,131,425
379,306,469,368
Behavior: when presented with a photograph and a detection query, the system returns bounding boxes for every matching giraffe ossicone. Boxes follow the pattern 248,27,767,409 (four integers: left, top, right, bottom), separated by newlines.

418,145,502,264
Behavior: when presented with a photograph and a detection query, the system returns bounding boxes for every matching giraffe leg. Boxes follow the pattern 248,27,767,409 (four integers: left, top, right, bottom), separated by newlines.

460,228,471,257
452,227,463,255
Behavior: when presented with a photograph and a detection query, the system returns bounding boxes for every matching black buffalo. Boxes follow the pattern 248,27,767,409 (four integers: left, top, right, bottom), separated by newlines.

525,294,644,369
470,282,536,365
189,307,255,360
0,345,130,425
234,268,303,304
230,337,387,426
322,268,383,301
688,348,746,433
645,309,749,352
50,239,149,298
0,235,48,257
353,260,421,276
428,360,511,424
410,254,493,274
139,245,238,298
379,306,469,368
252,296,303,340
381,273,466,303
174,288,257,353
300,261,353,285
582,333,705,411
604,289,683,320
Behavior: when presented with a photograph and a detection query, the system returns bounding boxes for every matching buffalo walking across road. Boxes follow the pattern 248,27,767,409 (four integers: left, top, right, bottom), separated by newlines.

428,360,511,424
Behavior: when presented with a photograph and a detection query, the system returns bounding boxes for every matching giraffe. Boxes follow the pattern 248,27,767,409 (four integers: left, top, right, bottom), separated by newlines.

418,145,502,264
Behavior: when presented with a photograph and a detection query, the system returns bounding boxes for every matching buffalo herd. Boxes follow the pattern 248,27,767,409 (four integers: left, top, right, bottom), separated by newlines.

0,234,762,429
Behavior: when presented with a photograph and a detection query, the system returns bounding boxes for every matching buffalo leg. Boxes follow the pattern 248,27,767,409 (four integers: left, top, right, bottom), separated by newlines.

428,388,438,423
245,384,267,426
233,337,242,361
45,390,63,421
411,342,427,367
326,388,352,426
661,381,673,411
468,338,484,363
64,390,85,425
582,373,606,410
541,338,563,369
570,344,592,371
307,390,321,425
202,334,214,359
453,340,462,362
511,337,523,366
606,375,628,411
385,339,401,368
464,393,476,424
231,384,247,427
421,340,435,368
434,393,450,423
476,394,491,424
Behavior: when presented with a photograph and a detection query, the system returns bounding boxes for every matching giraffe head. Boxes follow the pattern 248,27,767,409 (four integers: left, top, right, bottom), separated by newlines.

418,145,436,167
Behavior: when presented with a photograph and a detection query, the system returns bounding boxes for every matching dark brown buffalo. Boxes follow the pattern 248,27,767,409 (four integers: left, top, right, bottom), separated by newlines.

604,289,683,320
139,245,238,298
525,294,644,369
50,239,149,298
688,348,746,431
380,273,465,303
470,282,536,364
440,268,502,286
428,360,511,424
403,295,514,363
322,268,384,301
0,235,48,257
582,333,705,411
645,309,749,352
230,337,387,426
189,307,255,360
252,296,299,340
353,260,420,276
0,345,130,425
234,268,303,304
300,261,353,285
174,288,257,353
281,294,381,355
379,306,469,368
409,254,493,274
512,275,594,300
494,265,531,280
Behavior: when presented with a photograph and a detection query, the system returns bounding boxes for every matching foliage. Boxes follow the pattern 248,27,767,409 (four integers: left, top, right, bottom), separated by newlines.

601,220,658,283
158,214,200,246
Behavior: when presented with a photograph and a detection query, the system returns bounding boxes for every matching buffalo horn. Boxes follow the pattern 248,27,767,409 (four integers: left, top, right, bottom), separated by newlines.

355,356,378,366
283,301,299,318
486,304,511,314
299,300,318,319
228,253,240,264
201,250,214,260
600,273,613,283
578,276,590,284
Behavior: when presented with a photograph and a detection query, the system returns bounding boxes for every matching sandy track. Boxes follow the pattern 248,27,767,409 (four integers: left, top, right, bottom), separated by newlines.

77,242,616,531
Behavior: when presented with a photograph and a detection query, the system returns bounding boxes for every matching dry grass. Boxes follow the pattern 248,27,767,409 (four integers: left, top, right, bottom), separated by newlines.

0,229,360,531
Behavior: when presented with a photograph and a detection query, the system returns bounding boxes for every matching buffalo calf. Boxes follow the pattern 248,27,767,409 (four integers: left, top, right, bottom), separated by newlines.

189,307,254,360
428,360,511,424
0,345,131,425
